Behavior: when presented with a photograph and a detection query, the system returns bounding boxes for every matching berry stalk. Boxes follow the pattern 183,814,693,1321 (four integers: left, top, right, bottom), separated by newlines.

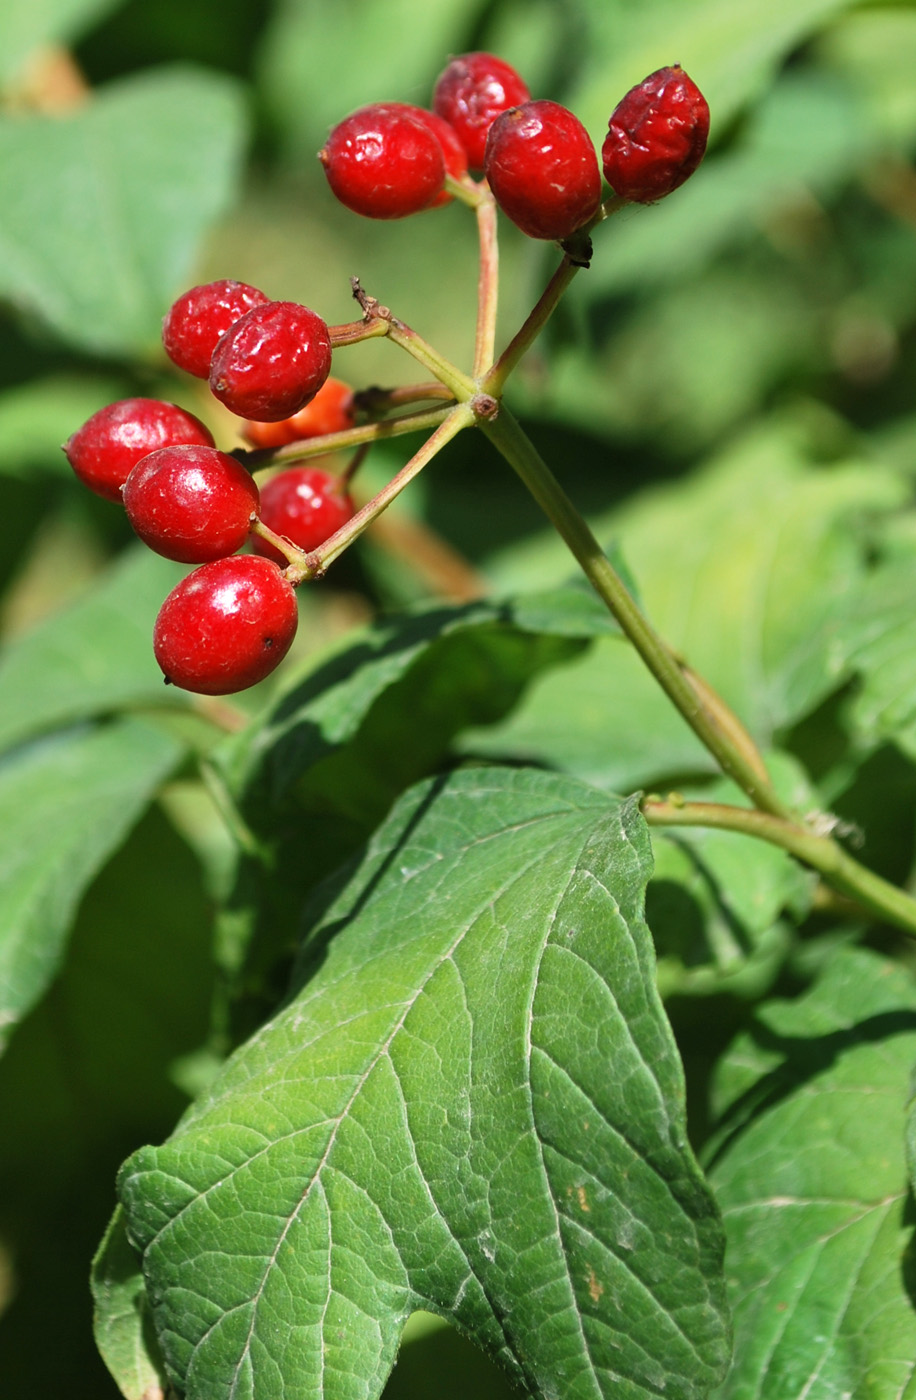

482,196,628,396
287,403,475,581
481,405,792,819
473,187,500,377
239,404,456,468
350,280,474,400
481,407,916,934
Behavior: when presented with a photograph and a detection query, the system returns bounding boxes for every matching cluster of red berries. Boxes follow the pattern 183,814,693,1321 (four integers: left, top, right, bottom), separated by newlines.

63,54,710,699
319,54,709,241
63,281,358,695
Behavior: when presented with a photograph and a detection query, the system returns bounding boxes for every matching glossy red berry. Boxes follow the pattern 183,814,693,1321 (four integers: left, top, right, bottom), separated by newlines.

209,301,332,422
162,279,271,379
153,554,298,694
242,377,356,449
410,107,469,205
122,444,259,563
319,103,446,219
484,100,602,241
433,52,530,171
63,398,215,502
602,65,709,204
252,467,355,565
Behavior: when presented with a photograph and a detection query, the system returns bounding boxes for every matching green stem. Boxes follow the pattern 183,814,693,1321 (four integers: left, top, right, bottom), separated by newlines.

248,516,308,571
474,189,500,377
349,278,474,399
290,403,475,580
642,798,916,938
483,254,580,395
482,196,629,396
328,317,390,348
384,318,475,400
354,382,454,415
482,406,792,819
239,405,455,469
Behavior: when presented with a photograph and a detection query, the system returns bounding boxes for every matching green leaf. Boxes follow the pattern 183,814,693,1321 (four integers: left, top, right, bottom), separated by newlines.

228,583,618,821
92,1208,169,1400
459,640,717,793
119,767,730,1400
837,551,916,762
212,583,622,1016
0,66,247,356
0,717,183,1051
0,546,191,757
707,946,916,1398
0,0,123,85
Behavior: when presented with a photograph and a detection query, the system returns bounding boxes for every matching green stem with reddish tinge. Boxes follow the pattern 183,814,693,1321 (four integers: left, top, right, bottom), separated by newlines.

483,255,581,395
327,317,391,347
240,405,456,470
383,318,475,400
482,195,629,395
474,188,500,376
288,403,475,581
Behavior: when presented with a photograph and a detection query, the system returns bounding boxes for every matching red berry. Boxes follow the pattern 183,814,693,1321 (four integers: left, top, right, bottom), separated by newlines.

319,103,446,219
63,398,215,502
251,467,355,565
484,100,602,241
209,301,332,422
162,279,271,379
242,377,356,449
602,65,709,204
409,107,469,205
433,52,530,171
153,554,298,694
122,444,259,563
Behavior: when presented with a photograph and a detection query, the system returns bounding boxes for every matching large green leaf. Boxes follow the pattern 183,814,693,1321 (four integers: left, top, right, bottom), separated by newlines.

118,767,730,1400
216,582,619,971
707,946,916,1398
0,0,123,86
0,546,190,756
0,717,183,1051
0,66,247,355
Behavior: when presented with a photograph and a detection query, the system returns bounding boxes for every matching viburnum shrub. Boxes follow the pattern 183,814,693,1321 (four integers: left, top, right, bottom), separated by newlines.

48,44,916,1400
